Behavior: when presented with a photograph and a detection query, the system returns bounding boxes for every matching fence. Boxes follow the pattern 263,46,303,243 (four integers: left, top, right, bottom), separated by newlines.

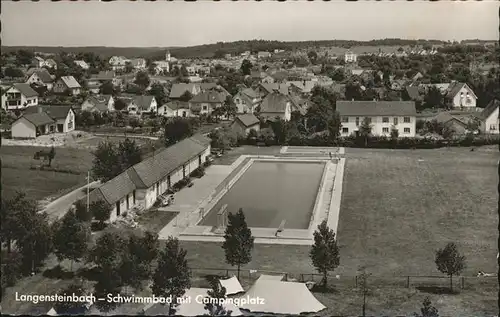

189,267,497,290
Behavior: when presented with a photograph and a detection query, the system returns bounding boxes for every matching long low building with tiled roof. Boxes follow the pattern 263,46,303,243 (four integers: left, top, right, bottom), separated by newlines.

85,135,211,221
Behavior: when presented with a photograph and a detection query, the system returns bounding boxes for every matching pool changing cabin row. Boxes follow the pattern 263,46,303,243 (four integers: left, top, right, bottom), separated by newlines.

83,135,211,222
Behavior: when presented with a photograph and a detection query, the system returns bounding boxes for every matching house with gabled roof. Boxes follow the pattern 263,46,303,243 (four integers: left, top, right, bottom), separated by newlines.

74,60,90,70
431,112,469,135
158,101,194,118
132,95,157,115
259,92,292,122
26,69,55,90
444,81,478,109
81,95,115,113
475,99,499,134
32,56,45,68
109,56,129,71
84,135,211,220
53,76,82,95
11,110,56,138
1,83,39,111
231,113,261,136
337,101,417,137
189,90,226,115
169,83,201,100
233,88,260,114
24,105,75,133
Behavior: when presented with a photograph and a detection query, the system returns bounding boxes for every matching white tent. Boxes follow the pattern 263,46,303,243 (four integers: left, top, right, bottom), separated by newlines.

238,280,326,315
145,288,243,316
257,274,285,282
219,276,245,295
46,307,58,316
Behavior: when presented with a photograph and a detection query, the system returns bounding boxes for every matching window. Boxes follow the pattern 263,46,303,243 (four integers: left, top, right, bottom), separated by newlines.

404,117,411,123
366,117,372,124
182,111,187,117
382,117,389,123
404,128,410,134
202,105,208,111
342,127,349,134
355,117,360,126
393,118,398,125
382,127,389,133
490,124,497,131
341,116,349,123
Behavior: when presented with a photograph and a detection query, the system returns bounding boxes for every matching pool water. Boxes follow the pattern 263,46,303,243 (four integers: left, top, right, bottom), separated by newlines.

200,161,325,229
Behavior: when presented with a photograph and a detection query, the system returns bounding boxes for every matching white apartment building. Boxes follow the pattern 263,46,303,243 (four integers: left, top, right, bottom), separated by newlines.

337,101,417,138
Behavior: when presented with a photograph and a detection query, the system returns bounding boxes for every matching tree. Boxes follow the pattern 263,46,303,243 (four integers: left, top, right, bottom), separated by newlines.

125,61,134,74
118,138,142,170
53,210,89,271
152,237,191,315
100,81,116,95
359,117,373,146
179,91,194,102
308,50,318,64
423,86,445,109
149,83,168,105
222,208,254,280
91,140,122,182
134,71,151,90
309,220,340,290
91,200,112,227
4,67,25,78
163,117,194,146
54,283,89,315
204,277,231,316
1,192,38,253
120,231,159,291
327,112,342,145
223,95,237,119
17,212,53,274
15,49,34,65
74,200,92,222
435,242,466,292
47,146,56,167
114,98,128,111
240,59,252,76
414,297,439,317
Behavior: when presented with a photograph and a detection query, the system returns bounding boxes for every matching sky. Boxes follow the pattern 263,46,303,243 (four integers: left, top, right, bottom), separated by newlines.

2,1,499,47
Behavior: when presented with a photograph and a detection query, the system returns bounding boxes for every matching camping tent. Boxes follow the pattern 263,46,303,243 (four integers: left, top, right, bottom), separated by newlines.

219,276,245,295
144,288,243,316
256,274,285,282
238,280,326,315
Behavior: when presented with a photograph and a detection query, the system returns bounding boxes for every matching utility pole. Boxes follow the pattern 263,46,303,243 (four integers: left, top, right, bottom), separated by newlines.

86,171,91,214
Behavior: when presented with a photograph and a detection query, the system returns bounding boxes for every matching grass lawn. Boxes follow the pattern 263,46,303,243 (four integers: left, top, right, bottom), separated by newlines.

136,209,179,233
1,146,94,201
212,145,282,165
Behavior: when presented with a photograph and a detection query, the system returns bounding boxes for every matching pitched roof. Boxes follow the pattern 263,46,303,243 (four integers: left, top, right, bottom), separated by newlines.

12,83,39,98
405,86,422,100
190,90,225,103
240,88,258,99
59,76,81,89
24,105,72,120
31,69,54,83
91,71,116,81
19,112,55,127
89,171,137,206
432,112,467,126
169,83,197,99
74,60,89,68
259,83,289,95
133,95,155,110
235,113,260,127
477,99,500,121
163,100,190,111
336,101,417,116
288,81,316,94
85,95,112,111
127,136,209,189
260,92,290,113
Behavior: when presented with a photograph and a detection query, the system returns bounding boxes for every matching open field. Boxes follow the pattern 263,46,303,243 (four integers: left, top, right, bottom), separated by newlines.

1,145,94,201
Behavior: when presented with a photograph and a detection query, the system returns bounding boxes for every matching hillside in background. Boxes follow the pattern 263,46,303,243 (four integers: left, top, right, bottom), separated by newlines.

2,39,451,60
